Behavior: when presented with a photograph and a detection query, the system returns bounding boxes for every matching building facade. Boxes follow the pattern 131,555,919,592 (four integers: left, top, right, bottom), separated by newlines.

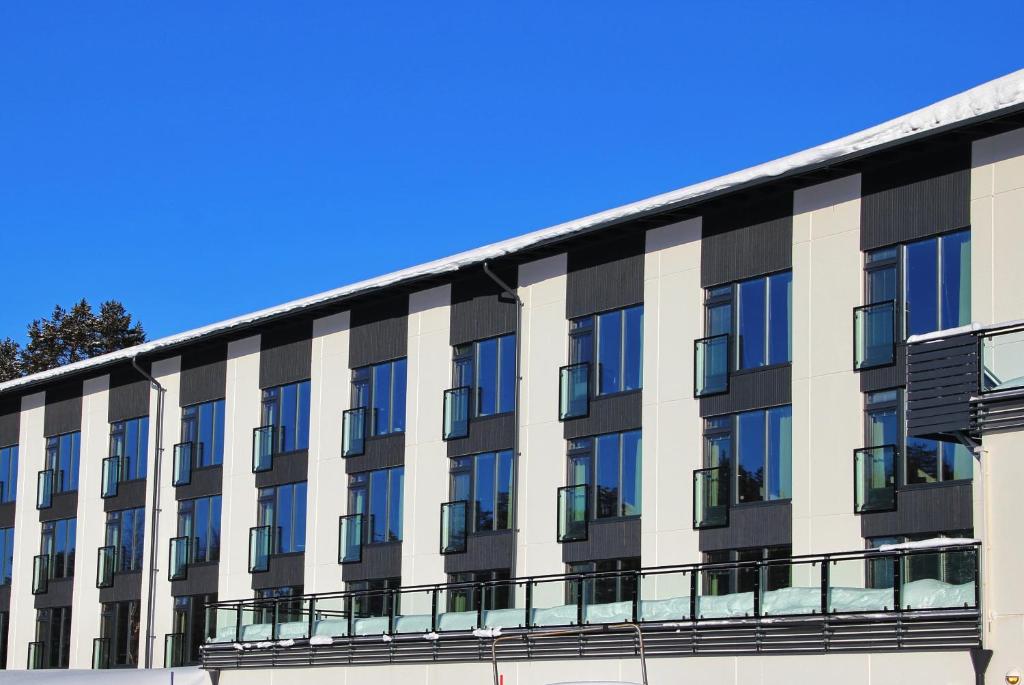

1,71,1023,684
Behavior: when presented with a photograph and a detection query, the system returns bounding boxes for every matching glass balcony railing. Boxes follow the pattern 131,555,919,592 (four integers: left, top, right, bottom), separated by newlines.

557,484,588,542
164,633,185,668
172,442,193,487
338,513,363,564
440,500,468,554
559,363,590,421
442,387,470,441
101,456,120,499
693,466,729,529
854,301,896,370
252,426,274,473
981,326,1024,393
169,536,190,581
27,641,43,670
36,469,54,510
249,525,271,573
96,545,116,589
694,334,730,397
341,407,366,458
32,554,48,594
92,637,110,669
854,445,897,513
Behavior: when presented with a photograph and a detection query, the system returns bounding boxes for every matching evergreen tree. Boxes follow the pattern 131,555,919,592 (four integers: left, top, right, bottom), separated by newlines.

0,338,21,383
94,300,146,355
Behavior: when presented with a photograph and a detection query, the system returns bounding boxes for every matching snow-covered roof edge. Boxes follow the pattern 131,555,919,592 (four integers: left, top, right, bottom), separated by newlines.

4,68,1024,395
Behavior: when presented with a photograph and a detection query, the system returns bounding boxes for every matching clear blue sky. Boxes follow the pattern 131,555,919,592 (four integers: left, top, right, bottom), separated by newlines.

1,2,1021,342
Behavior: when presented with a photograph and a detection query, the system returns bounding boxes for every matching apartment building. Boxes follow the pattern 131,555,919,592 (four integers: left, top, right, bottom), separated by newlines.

1,70,1023,684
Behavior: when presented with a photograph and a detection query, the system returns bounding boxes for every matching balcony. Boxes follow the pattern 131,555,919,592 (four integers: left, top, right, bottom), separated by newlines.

558,363,590,420
101,456,121,498
440,501,467,554
854,445,897,514
201,541,981,670
692,467,729,529
442,387,470,440
172,442,193,486
164,633,185,668
853,301,896,370
32,554,48,594
557,484,588,542
694,334,730,397
249,525,271,573
252,425,275,473
36,469,54,510
338,514,363,564
96,545,116,588
93,637,110,669
341,408,366,458
169,536,190,581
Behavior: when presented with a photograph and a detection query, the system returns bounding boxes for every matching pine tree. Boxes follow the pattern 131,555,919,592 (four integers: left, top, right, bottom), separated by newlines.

94,300,146,355
0,338,21,382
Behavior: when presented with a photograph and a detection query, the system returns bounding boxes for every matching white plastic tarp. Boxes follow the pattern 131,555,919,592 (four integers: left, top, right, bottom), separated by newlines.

0,667,210,685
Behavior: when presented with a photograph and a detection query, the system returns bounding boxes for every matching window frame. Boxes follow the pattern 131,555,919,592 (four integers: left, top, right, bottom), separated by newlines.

172,593,218,666
260,381,311,455
702,406,793,505
452,334,517,418
448,451,515,534
109,416,149,483
703,271,793,372
256,482,308,555
104,508,146,574
44,432,80,494
177,495,223,564
39,518,77,580
566,430,642,520
351,359,407,437
568,305,644,397
0,444,18,504
180,399,226,469
99,599,140,667
347,467,403,545
0,527,13,586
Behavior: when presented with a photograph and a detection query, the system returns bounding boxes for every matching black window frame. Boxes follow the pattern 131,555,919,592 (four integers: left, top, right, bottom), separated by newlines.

177,495,223,564
351,358,407,438
446,568,512,613
44,432,80,495
34,606,72,669
180,399,226,469
172,592,218,666
452,334,517,419
0,527,13,586
347,467,403,545
40,518,76,580
0,444,18,504
347,577,400,618
565,557,641,606
99,599,140,668
568,305,644,398
702,545,792,596
702,406,793,505
104,507,146,573
566,430,642,521
260,380,312,455
108,416,149,483
448,450,515,534
703,270,793,372
256,481,307,555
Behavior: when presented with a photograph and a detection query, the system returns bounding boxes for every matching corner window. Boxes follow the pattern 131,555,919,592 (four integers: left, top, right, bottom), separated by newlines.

450,451,514,533
0,445,17,504
181,399,225,468
0,527,13,586
568,430,642,519
178,496,222,563
348,467,403,544
352,359,407,436
109,417,149,482
261,381,311,453
105,508,145,573
569,305,643,396
45,432,80,494
257,482,307,554
705,271,792,370
40,518,76,580
704,406,792,503
453,335,516,417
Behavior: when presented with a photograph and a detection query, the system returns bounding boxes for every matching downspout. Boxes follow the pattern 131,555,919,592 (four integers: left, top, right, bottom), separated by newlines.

482,262,523,578
133,355,166,669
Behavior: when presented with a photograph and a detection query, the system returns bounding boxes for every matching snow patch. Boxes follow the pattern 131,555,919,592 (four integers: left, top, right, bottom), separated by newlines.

309,636,334,646
877,537,979,552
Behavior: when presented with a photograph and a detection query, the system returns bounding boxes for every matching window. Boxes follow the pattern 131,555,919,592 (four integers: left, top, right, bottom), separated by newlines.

1,610,8,669
704,406,792,503
565,557,640,606
254,586,305,625
348,577,400,618
105,508,145,573
181,400,225,468
100,600,140,667
453,335,516,417
866,531,974,589
569,305,643,396
257,482,307,554
0,445,17,503
567,430,641,519
450,451,514,533
172,593,217,665
703,545,792,596
865,229,971,339
705,272,792,370
178,496,222,563
40,518,76,580
261,381,311,453
348,468,403,544
447,569,511,612
0,528,12,586
45,432,80,494
109,417,149,482
352,359,407,436
35,607,72,669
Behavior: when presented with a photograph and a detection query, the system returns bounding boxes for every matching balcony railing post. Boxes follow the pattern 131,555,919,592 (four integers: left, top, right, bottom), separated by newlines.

307,595,316,640
346,594,354,638
430,588,438,633
631,570,640,623
820,556,830,616
475,581,484,629
689,571,697,621
576,575,584,625
752,562,761,618
893,553,902,611
525,579,533,629
973,546,982,610
388,588,397,635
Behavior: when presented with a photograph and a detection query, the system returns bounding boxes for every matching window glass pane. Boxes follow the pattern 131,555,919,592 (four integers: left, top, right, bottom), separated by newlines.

570,326,593,365
210,496,222,561
369,470,388,543
294,482,307,552
737,410,766,502
388,469,402,541
475,453,495,531
906,238,939,336
866,246,898,263
623,306,644,391
280,384,297,452
595,434,620,518
277,486,293,553
391,359,407,433
212,400,225,465
261,389,278,428
453,350,473,388
476,338,498,417
867,265,898,305
498,335,516,413
597,311,622,394
195,498,209,561
906,437,939,484
767,406,792,500
451,468,471,502
197,403,213,467
707,303,732,337
569,455,590,487
705,433,731,470
867,408,898,446
940,231,971,328
621,431,641,516
941,442,973,482
737,278,767,369
296,381,311,450
496,451,513,530
372,364,392,436
768,272,792,365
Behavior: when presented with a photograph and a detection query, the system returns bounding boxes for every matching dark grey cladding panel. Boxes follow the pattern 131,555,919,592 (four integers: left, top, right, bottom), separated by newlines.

99,571,142,604
699,501,792,552
0,394,20,447
175,466,223,501
700,194,793,288
0,584,9,612
103,478,147,513
565,234,645,319
445,530,515,575
563,392,642,440
342,542,402,583
44,381,83,437
34,577,74,609
259,320,313,389
699,365,791,417
344,434,404,474
251,553,304,590
350,297,409,369
906,334,978,440
40,492,78,523
0,502,14,528
254,452,308,490
860,482,973,539
447,414,515,457
450,265,518,346
562,517,641,564
172,561,219,597
180,343,228,407
108,365,150,423
861,144,970,251
860,345,906,393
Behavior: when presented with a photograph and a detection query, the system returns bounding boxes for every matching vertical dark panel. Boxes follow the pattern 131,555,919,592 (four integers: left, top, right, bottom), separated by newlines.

0,394,19,447
700,193,793,287
180,343,228,407
43,381,83,437
450,265,518,345
698,501,792,552
349,296,409,369
108,365,150,423
699,365,792,417
341,542,402,582
259,320,313,389
446,414,515,457
251,553,305,590
445,530,515,574
561,517,641,564
562,393,642,440
860,482,973,538
565,233,645,318
860,345,906,393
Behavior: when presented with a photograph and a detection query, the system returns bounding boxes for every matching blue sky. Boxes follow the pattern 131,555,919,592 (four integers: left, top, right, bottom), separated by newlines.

1,2,1021,342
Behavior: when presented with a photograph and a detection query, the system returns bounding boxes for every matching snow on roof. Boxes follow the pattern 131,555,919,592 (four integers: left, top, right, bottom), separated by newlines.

3,68,1024,396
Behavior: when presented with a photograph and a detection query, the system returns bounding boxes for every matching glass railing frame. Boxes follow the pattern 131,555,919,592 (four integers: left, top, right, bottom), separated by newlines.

172,441,193,487
693,465,730,530
440,499,469,555
252,425,275,473
164,632,185,668
853,444,898,514
96,545,117,589
249,525,271,573
27,641,43,670
92,636,111,669
341,407,367,458
979,325,1024,395
36,468,54,510
558,362,590,421
338,513,364,564
169,536,191,581
853,300,897,371
32,554,49,594
556,483,589,543
442,386,471,441
101,455,121,499
693,333,731,397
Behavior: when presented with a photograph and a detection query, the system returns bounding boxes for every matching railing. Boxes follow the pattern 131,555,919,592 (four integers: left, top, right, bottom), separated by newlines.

32,554,48,594
558,363,590,420
27,641,42,670
172,442,193,486
338,514,363,564
164,632,185,668
980,325,1024,394
169,536,190,581
440,500,468,554
101,456,121,498
442,387,470,440
97,545,116,588
341,407,367,457
693,466,729,529
694,334,729,397
92,637,110,669
249,525,271,573
854,445,897,514
854,301,896,370
252,425,275,473
557,484,588,542
36,468,54,510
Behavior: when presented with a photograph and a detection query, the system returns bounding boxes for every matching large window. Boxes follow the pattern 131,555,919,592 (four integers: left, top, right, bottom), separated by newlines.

35,606,72,669
705,271,792,370
0,444,17,503
568,430,641,519
105,508,145,573
0,527,13,586
348,577,400,618
181,399,225,468
704,545,792,596
261,381,311,453
566,557,640,606
45,432,80,494
865,229,971,339
866,531,974,589
172,593,217,665
100,600,140,667
254,586,305,624
348,467,403,544
352,359,407,436
453,335,516,417
178,495,222,563
40,518,76,580
569,305,643,396
110,417,149,482
450,451,514,533
704,406,792,504
257,482,307,554
448,569,512,612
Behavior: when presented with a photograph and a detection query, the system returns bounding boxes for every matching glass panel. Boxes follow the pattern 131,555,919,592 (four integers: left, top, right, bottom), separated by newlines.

906,238,939,336
475,453,495,531
707,302,732,337
498,334,517,413
767,272,792,365
442,387,470,440
621,430,641,516
623,306,643,391
761,559,817,617
249,527,270,573
767,405,792,500
854,446,896,513
639,569,691,621
695,335,729,396
96,546,115,588
867,263,898,305
693,467,729,528
369,470,388,544
737,278,767,369
163,633,184,668
854,301,896,369
172,443,192,487
559,363,589,420
93,637,110,669
280,384,297,452
496,451,513,530
595,434,619,518
169,537,189,581
829,555,894,612
37,470,53,510
101,457,120,498
394,588,434,634
940,230,971,329
197,403,214,467
296,381,311,450
339,514,363,563
941,441,972,481
391,359,407,433
597,310,622,394
900,547,977,609
342,407,366,457
372,363,392,435
531,576,578,627
981,329,1024,393
476,338,498,416
697,562,754,619
736,410,766,503
252,426,274,472
557,485,588,542
440,501,467,554
906,437,939,484
32,555,48,594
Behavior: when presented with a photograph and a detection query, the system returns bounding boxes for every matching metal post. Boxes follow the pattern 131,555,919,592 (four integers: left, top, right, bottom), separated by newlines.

631,571,640,623
576,576,584,625
307,596,316,640
820,558,830,616
689,570,697,621
524,579,533,629
431,588,438,633
893,553,902,611
476,582,484,629
752,562,761,618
